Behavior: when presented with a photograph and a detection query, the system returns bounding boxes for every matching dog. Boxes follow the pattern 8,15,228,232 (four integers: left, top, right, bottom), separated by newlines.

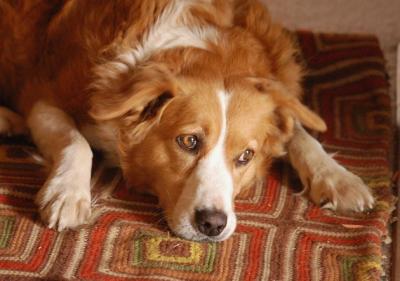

0,0,374,241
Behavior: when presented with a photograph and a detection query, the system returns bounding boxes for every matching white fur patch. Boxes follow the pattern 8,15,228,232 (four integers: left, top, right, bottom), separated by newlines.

92,0,219,90
118,0,219,67
193,91,233,212
28,102,93,231
171,90,236,241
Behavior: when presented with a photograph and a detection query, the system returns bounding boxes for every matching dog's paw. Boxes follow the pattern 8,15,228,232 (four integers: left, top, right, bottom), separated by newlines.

36,175,91,231
308,163,374,212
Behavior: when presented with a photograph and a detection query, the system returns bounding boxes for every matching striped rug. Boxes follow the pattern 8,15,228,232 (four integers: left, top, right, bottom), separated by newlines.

0,32,396,280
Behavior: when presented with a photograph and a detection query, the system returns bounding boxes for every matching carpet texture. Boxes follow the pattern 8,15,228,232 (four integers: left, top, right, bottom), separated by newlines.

0,32,396,281
262,0,400,125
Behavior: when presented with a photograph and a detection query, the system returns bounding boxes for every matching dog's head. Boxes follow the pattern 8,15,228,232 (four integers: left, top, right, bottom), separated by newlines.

90,33,326,241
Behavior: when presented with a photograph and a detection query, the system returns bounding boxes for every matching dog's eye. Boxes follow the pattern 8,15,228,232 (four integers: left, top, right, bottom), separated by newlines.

236,149,254,166
176,134,200,152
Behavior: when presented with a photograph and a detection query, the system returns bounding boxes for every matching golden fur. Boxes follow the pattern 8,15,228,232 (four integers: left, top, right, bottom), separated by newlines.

2,0,372,242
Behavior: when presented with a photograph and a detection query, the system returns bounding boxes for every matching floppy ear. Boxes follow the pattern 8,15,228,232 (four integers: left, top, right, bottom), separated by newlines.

90,63,177,121
263,101,325,157
271,93,327,132
90,63,176,144
234,0,328,136
250,77,327,132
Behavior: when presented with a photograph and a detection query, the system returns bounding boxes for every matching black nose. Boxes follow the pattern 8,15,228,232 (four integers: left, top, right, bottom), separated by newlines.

195,209,227,237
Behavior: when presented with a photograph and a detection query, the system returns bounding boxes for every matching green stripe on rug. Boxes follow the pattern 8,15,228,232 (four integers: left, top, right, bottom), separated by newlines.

0,216,15,248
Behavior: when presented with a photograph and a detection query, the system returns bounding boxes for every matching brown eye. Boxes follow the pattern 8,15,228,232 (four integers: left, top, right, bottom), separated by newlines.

176,134,200,152
236,149,254,166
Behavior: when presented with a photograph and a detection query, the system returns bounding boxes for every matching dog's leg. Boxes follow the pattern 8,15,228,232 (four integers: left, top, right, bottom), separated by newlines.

0,106,28,136
28,101,92,230
288,123,374,212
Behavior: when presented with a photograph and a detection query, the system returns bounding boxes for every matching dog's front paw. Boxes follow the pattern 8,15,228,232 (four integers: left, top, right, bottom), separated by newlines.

308,162,374,212
36,175,91,231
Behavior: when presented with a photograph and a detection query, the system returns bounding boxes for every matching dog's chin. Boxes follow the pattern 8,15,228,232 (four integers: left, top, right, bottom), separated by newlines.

167,212,237,242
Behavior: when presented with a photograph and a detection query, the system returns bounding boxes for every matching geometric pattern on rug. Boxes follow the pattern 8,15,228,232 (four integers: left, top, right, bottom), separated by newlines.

0,32,396,280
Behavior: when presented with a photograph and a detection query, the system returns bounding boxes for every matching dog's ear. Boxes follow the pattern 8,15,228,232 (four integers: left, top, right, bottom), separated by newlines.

250,77,326,132
90,63,177,144
90,63,176,121
249,77,326,156
271,94,326,133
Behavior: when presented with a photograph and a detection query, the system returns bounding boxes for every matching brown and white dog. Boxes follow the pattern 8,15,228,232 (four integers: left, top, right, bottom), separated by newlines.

0,0,374,241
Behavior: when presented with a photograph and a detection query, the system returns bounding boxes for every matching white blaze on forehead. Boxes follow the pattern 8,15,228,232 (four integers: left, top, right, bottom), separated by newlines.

194,90,233,211
171,90,236,241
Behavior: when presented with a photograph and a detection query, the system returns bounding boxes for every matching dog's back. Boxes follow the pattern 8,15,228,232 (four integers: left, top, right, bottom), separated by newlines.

0,1,66,108
0,0,177,117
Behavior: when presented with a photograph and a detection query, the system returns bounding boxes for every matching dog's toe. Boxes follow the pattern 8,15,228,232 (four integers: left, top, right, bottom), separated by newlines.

57,197,91,231
36,175,91,230
309,165,374,213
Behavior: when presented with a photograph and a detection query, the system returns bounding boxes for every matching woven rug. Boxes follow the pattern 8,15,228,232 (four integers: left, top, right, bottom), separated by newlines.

0,32,396,281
